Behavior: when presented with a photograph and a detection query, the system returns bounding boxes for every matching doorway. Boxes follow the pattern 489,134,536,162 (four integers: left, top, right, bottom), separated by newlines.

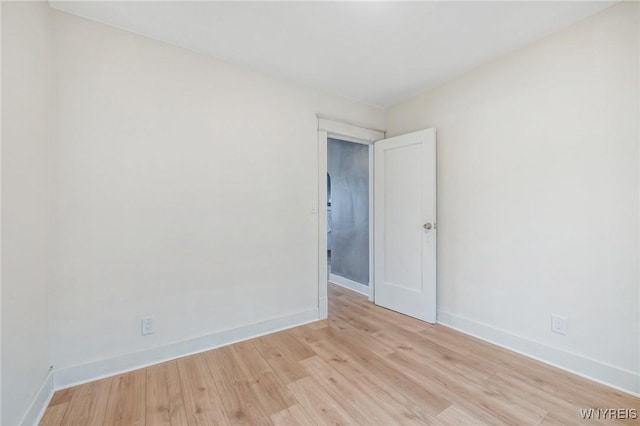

317,117,438,325
327,138,371,296
317,117,384,319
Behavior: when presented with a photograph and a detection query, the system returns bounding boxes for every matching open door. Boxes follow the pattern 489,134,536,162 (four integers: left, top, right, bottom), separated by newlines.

374,129,436,323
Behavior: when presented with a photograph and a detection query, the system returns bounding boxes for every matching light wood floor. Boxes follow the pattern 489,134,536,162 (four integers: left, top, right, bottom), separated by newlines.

41,284,639,425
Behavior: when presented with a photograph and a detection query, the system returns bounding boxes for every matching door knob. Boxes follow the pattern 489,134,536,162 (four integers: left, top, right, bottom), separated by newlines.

423,223,433,230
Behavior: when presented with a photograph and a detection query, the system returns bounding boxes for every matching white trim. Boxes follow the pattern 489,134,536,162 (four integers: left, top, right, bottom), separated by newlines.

19,370,54,426
368,145,374,302
329,274,370,297
317,115,385,141
318,297,328,319
53,308,318,390
0,2,3,422
318,130,329,319
437,311,640,396
637,0,640,399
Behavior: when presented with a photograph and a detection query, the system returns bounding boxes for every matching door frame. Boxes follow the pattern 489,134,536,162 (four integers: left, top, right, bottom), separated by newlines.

317,115,385,319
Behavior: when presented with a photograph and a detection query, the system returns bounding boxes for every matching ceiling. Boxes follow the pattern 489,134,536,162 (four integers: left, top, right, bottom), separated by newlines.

49,1,616,108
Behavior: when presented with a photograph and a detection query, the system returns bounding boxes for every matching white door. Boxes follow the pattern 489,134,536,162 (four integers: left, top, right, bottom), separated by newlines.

374,129,436,323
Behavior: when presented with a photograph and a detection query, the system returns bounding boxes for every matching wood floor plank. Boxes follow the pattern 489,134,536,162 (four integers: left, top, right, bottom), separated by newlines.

315,320,452,413
41,283,640,425
230,342,297,416
419,322,638,411
490,369,614,425
343,296,428,333
305,331,447,422
538,411,609,426
381,329,492,386
326,284,354,298
39,402,69,426
49,389,75,407
433,404,488,425
271,405,318,426
329,300,384,335
385,350,536,424
323,315,395,357
177,353,230,426
203,346,272,425
250,337,308,385
287,376,358,425
286,323,324,345
146,361,188,426
103,369,146,426
230,341,272,377
247,371,297,418
60,377,113,426
268,330,316,362
270,404,316,426
299,355,406,425
338,297,495,383
306,320,329,330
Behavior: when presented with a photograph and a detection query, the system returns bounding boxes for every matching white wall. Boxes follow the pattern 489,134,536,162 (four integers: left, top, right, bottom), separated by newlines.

48,9,384,382
1,2,53,424
386,1,639,393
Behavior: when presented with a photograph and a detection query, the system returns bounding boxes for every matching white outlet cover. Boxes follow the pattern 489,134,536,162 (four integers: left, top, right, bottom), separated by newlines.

141,316,155,335
551,314,566,335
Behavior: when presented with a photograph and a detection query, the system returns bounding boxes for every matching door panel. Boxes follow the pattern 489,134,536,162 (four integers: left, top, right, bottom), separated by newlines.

374,129,436,323
383,143,422,292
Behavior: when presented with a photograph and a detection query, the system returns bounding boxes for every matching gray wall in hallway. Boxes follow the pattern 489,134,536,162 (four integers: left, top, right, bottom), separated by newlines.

328,138,369,285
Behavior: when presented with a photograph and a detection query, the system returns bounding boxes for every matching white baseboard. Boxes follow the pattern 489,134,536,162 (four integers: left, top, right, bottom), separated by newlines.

437,311,640,396
20,369,54,426
53,308,319,390
329,273,369,297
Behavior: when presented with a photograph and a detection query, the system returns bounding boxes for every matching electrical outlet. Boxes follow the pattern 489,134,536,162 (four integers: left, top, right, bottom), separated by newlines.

551,314,566,335
141,316,155,335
